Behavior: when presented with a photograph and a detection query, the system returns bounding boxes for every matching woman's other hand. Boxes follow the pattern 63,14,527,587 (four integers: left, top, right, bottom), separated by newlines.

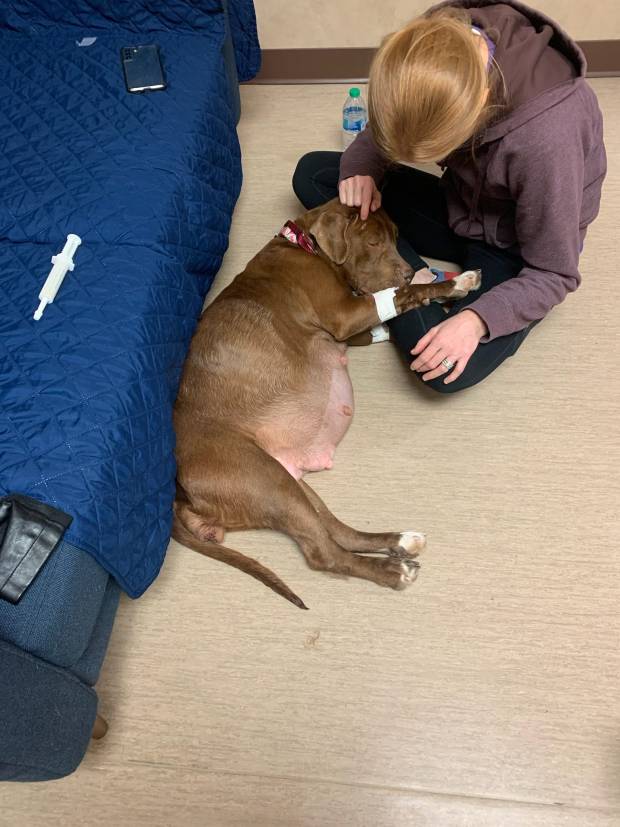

410,310,488,384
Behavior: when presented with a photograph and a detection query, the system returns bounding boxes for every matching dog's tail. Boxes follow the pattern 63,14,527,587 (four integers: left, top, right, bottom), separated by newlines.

171,516,308,610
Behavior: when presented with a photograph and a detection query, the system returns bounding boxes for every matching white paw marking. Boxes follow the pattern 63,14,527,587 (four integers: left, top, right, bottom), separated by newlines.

370,323,390,343
396,559,420,590
398,531,427,554
452,269,482,294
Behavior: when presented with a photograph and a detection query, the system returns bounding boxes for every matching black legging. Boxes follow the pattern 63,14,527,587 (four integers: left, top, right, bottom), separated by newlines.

292,151,535,394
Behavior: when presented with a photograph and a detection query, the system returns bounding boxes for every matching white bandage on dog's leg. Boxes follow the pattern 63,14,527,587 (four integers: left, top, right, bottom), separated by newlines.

372,287,397,322
370,324,390,343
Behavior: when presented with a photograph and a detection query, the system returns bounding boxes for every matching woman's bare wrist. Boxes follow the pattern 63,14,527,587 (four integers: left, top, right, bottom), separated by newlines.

461,309,488,339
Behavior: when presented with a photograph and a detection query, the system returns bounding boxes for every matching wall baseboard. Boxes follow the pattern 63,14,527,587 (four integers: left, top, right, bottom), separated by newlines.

248,42,619,84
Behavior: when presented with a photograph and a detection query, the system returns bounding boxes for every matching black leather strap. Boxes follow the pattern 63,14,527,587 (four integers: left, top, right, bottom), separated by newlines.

0,494,72,604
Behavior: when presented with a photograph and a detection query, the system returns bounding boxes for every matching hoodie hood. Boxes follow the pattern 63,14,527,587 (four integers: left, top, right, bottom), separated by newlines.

428,0,584,143
426,0,587,236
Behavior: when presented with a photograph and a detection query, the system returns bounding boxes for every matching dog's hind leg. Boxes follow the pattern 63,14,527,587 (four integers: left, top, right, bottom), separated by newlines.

178,434,420,593
299,480,425,559
249,451,421,590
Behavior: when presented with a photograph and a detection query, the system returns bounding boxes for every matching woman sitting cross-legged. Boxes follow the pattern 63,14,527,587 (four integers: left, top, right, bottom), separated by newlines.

293,0,606,393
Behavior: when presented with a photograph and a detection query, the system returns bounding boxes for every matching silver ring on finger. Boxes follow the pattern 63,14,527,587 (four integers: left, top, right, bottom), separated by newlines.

441,358,455,370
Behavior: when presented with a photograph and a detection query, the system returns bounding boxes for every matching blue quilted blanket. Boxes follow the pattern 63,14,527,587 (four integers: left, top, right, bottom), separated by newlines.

0,1,260,596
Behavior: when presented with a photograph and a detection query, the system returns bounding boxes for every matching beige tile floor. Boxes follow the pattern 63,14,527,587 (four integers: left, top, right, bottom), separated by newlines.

4,81,620,827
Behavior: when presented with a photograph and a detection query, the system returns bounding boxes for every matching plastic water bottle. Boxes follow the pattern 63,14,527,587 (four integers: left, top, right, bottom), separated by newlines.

342,87,367,150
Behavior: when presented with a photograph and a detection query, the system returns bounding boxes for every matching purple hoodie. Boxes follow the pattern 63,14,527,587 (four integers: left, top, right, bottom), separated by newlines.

339,0,607,341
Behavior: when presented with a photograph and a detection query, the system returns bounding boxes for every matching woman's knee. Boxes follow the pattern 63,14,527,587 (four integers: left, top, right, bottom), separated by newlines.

292,151,340,210
292,152,324,206
421,375,467,395
292,152,318,197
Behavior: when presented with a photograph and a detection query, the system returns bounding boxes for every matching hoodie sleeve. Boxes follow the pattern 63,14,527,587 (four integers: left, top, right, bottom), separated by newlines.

465,126,585,342
339,126,390,186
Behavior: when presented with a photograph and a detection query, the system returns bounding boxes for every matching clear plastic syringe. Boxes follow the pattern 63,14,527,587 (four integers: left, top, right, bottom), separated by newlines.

33,234,82,321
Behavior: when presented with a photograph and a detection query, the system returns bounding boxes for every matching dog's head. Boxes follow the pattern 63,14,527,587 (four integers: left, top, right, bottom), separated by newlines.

304,198,413,293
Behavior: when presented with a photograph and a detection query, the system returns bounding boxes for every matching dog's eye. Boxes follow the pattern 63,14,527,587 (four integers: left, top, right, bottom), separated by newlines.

367,240,379,247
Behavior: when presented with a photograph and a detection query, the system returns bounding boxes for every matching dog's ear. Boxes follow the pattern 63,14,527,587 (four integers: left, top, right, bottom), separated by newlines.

310,209,357,265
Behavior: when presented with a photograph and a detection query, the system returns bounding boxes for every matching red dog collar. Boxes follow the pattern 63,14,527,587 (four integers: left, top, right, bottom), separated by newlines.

277,220,318,255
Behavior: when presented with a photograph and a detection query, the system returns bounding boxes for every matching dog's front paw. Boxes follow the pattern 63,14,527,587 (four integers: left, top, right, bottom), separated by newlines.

449,269,482,299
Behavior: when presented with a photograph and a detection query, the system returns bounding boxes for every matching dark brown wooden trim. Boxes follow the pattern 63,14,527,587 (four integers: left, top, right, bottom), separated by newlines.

248,41,619,84
249,48,376,85
579,40,620,76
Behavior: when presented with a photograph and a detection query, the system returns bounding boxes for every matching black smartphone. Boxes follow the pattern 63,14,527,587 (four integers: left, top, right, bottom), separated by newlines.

121,45,166,93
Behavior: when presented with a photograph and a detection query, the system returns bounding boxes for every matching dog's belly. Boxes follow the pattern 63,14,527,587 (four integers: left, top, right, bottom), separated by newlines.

256,342,354,480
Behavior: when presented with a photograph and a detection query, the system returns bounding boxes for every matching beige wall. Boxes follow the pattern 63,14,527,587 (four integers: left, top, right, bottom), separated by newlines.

254,0,620,47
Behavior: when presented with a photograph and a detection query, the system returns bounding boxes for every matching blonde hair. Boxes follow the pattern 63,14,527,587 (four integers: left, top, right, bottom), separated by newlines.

369,9,503,164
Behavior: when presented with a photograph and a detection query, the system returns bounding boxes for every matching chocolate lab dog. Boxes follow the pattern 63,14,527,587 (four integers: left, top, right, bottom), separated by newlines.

173,198,480,608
